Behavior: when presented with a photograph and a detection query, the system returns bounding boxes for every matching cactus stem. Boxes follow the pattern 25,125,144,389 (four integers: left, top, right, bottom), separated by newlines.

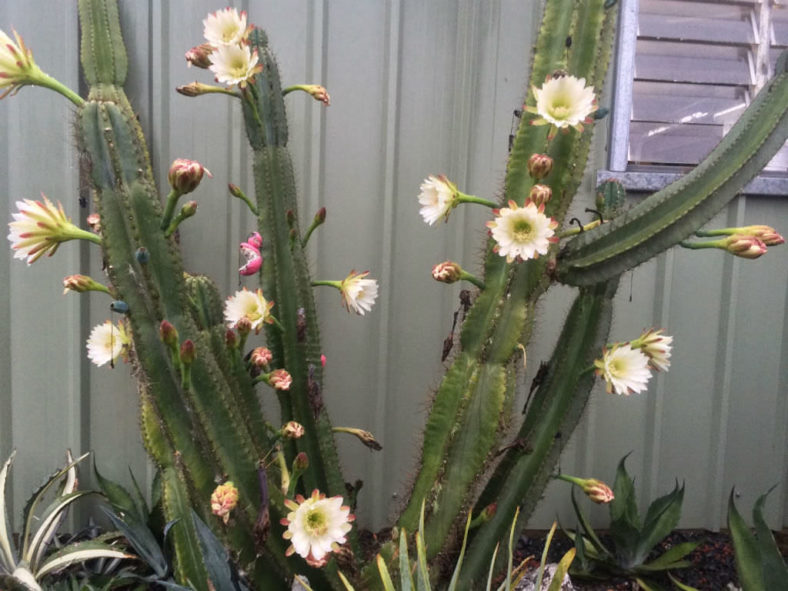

160,188,181,230
456,192,499,209
311,279,341,289
459,269,485,290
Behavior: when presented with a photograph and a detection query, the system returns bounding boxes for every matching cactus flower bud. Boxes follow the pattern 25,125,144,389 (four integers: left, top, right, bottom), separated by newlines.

315,207,327,224
185,43,213,69
224,328,237,349
250,347,273,368
304,84,330,105
62,274,110,295
159,320,179,347
432,261,463,283
333,427,383,451
211,481,239,524
724,235,767,259
179,339,196,365
528,184,553,207
527,153,553,179
293,452,309,472
269,368,292,391
470,503,498,528
558,474,614,504
86,213,101,232
235,316,252,337
282,421,305,439
168,158,212,195
180,200,198,217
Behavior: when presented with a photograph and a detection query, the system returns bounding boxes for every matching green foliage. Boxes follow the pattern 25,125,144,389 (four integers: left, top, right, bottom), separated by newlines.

0,452,131,591
728,489,788,591
564,456,698,587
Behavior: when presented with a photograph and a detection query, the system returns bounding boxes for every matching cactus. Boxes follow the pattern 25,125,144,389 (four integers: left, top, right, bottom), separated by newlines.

3,0,787,589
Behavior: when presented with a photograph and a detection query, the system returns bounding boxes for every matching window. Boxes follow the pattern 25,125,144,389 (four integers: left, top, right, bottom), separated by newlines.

600,0,788,194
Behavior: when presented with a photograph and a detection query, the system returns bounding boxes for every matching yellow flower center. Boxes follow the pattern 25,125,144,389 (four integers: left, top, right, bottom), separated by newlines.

512,219,533,242
221,26,240,43
549,102,570,120
305,507,328,535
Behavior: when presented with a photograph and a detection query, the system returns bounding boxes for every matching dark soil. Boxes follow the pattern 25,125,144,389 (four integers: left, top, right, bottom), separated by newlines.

515,529,788,590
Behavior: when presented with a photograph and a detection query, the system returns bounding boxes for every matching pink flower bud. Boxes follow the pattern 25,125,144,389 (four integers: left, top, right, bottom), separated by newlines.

528,184,553,207
250,347,273,368
179,339,196,365
725,235,767,259
293,452,309,471
282,421,305,439
738,225,784,246
159,320,178,347
180,200,198,217
432,261,462,283
185,43,213,69
211,481,239,524
168,158,212,195
315,207,327,224
527,153,553,180
235,316,252,336
269,368,292,391
581,479,615,504
62,274,102,294
224,328,237,349
302,84,330,106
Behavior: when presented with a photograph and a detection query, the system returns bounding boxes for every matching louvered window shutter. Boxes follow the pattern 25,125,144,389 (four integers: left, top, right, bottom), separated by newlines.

621,0,787,174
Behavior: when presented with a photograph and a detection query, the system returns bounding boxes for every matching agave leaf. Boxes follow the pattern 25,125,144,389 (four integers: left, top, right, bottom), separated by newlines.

398,528,414,591
377,554,397,591
10,564,42,591
569,488,612,557
495,507,520,591
128,468,149,521
635,540,699,572
534,521,558,591
633,482,685,564
24,490,95,569
751,489,788,589
21,452,89,564
35,540,132,579
294,575,314,591
633,576,666,591
728,490,763,591
667,573,701,590
192,510,245,591
546,548,576,591
0,452,18,573
562,529,603,561
337,570,356,590
94,464,138,521
447,513,472,591
609,456,641,567
100,506,168,578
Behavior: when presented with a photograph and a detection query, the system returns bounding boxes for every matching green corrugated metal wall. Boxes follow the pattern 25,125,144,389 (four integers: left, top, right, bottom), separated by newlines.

1,0,786,534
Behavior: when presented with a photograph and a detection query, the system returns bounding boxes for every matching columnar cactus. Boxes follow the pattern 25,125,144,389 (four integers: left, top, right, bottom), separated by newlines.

3,0,786,589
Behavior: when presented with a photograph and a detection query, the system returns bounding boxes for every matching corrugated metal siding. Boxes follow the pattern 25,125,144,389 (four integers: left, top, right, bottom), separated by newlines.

1,0,786,534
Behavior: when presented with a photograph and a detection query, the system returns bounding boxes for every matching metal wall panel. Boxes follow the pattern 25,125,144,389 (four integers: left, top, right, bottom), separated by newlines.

1,0,786,535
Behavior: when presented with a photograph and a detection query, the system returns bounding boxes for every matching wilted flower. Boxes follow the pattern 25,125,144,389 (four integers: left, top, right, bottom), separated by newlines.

86,213,101,232
211,481,239,524
203,7,249,46
526,75,596,135
185,43,213,68
86,320,130,367
250,346,273,368
282,421,305,439
281,489,354,568
224,288,275,332
333,427,382,451
631,329,673,372
432,261,462,283
8,195,100,264
594,343,652,396
209,43,261,88
418,175,457,225
239,234,263,276
339,271,379,316
168,158,212,195
269,368,292,391
486,200,558,263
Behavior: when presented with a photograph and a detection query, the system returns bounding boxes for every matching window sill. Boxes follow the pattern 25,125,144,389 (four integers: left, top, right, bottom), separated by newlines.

596,169,788,196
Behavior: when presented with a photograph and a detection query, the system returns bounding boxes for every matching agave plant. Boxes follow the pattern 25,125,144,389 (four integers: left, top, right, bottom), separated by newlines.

562,455,699,589
0,451,131,590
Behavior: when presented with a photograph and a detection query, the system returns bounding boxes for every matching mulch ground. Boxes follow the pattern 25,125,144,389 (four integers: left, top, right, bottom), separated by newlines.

515,528,788,590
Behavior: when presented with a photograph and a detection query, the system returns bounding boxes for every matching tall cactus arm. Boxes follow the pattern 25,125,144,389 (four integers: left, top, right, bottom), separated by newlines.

243,30,347,502
460,278,620,588
557,51,788,286
398,0,617,551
